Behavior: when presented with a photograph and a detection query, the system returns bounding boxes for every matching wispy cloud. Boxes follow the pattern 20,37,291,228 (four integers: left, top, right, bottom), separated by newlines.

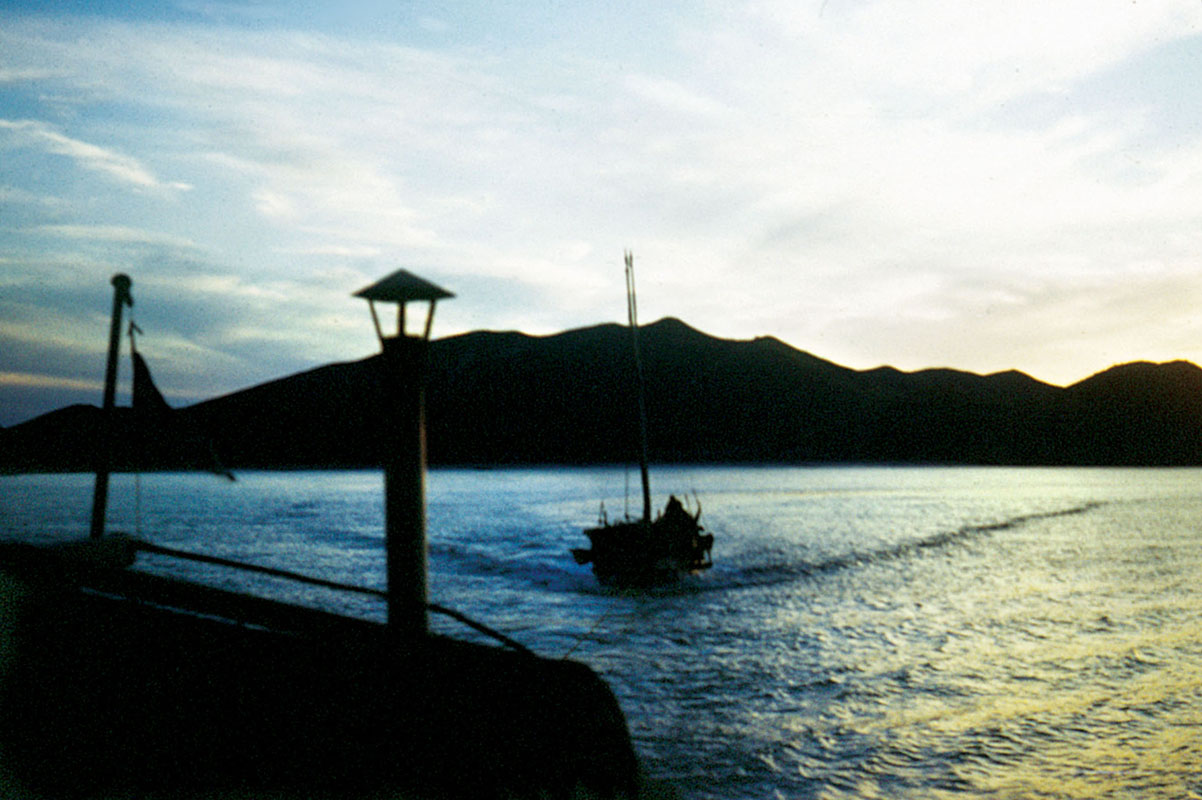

0,184,68,209
28,224,198,248
623,74,727,118
0,67,64,83
0,119,191,193
0,371,99,391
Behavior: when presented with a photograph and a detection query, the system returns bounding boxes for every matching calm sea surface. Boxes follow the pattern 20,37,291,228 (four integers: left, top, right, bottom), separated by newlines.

3,465,1202,799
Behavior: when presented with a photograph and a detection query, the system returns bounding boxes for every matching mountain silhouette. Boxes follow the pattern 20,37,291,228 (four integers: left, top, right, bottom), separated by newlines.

4,318,1202,471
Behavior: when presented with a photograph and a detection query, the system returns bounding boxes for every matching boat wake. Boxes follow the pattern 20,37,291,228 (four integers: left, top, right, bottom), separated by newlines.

429,540,602,594
430,503,1106,598
705,502,1106,593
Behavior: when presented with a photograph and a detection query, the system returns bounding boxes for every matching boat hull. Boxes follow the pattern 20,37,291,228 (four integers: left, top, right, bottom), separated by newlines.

0,542,641,799
577,514,713,587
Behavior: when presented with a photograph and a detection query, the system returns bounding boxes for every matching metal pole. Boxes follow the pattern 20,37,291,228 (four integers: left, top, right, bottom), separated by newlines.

380,332,429,639
90,274,133,540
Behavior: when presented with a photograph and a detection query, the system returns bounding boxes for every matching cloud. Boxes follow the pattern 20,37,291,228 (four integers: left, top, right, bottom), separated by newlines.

0,67,64,84
742,0,1202,105
0,371,99,392
819,266,1202,385
3,4,1202,423
28,225,199,249
0,119,191,193
623,74,727,118
0,184,68,209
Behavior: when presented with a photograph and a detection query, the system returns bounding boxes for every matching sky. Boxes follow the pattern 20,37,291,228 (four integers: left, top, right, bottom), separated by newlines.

3,1,1202,426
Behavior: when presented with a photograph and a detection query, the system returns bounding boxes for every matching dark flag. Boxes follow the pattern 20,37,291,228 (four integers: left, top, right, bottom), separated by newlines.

132,351,172,416
129,334,234,481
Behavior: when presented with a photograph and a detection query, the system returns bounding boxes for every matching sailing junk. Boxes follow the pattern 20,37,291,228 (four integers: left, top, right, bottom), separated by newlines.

573,493,713,585
571,253,714,585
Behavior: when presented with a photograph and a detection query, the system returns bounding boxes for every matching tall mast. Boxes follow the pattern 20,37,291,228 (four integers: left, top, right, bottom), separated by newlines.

90,274,133,539
625,252,652,523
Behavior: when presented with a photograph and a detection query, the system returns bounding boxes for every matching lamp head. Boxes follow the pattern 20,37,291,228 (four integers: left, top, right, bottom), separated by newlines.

354,269,454,343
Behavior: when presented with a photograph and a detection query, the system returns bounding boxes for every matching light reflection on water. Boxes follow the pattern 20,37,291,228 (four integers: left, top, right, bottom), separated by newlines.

2,465,1202,798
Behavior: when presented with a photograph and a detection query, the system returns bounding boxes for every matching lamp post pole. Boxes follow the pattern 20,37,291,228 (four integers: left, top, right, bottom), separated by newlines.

381,332,429,640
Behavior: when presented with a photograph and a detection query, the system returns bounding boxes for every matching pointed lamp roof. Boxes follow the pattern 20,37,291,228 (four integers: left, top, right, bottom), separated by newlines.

353,270,454,304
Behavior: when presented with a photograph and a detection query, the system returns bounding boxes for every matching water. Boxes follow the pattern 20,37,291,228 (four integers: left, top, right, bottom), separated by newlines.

3,465,1202,799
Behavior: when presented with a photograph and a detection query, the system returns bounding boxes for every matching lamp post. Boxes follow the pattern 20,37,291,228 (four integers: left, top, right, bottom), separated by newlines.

354,270,453,641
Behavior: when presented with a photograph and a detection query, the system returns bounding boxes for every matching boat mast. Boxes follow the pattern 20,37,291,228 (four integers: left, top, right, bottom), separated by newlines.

625,252,652,523
89,273,133,539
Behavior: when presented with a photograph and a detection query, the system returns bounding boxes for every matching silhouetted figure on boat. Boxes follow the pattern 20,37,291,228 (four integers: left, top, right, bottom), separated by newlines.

662,494,687,523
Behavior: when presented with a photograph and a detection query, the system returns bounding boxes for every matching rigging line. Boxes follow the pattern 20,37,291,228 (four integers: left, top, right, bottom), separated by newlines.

561,596,622,660
426,602,532,656
561,592,653,661
624,464,630,520
128,316,143,537
134,474,142,538
129,540,531,655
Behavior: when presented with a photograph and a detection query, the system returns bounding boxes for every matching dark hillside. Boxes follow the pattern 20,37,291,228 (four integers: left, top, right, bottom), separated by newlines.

4,319,1202,470
1056,361,1202,465
182,359,384,467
